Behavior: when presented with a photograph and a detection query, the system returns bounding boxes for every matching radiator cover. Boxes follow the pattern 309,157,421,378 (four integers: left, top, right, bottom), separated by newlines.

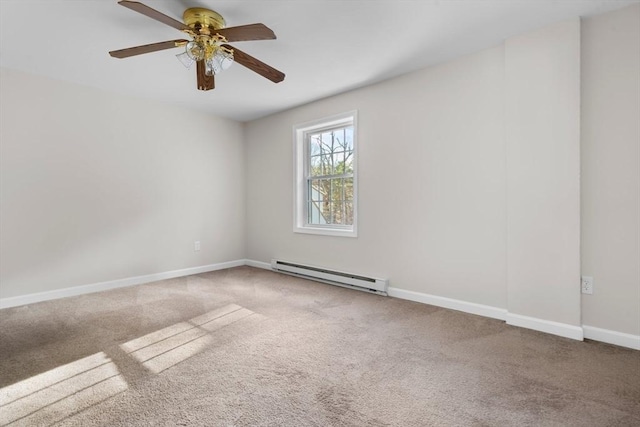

271,259,388,296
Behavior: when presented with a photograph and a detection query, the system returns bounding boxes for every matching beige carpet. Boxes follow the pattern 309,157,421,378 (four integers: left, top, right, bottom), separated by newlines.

0,266,638,426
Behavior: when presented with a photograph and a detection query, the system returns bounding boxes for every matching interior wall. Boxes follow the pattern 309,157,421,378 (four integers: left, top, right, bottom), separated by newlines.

246,46,509,309
581,4,640,336
245,18,587,333
505,19,582,327
0,68,245,299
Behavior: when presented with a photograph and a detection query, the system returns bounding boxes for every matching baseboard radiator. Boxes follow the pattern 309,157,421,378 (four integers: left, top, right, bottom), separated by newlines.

271,259,388,296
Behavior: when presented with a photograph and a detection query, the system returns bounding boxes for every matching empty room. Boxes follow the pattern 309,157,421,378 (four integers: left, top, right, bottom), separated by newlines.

1,0,639,425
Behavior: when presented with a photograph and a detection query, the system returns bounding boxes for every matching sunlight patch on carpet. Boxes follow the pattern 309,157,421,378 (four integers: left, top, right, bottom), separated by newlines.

121,304,257,373
0,352,127,426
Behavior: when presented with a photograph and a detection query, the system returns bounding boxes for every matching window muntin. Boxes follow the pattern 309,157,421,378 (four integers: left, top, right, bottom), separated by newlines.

294,111,357,237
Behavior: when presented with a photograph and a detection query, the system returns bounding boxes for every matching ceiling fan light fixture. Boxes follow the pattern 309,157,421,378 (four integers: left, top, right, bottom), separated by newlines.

185,40,205,61
205,49,234,76
176,51,194,69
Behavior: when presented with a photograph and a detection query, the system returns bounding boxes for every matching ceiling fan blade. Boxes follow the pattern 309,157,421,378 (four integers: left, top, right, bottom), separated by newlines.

118,1,189,31
216,24,276,42
109,39,188,58
223,44,285,83
196,60,215,91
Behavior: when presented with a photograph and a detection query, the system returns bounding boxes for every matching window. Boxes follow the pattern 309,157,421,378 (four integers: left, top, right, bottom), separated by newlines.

294,111,357,237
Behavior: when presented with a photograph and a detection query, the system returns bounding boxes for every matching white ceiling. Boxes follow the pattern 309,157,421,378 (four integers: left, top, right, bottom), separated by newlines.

1,0,638,122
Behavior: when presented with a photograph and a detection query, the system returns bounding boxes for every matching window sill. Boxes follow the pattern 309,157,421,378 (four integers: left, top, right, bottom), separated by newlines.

294,226,357,238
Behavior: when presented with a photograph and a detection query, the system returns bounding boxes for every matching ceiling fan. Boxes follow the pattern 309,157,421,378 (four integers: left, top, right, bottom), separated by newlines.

109,1,285,91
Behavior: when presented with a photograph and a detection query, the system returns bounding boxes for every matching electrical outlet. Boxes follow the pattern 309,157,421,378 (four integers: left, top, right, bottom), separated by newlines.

581,276,593,294
194,241,201,252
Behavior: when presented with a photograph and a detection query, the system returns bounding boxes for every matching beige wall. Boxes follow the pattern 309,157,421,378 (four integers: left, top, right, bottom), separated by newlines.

246,46,508,309
505,19,582,327
581,4,640,336
0,69,245,299
246,19,587,333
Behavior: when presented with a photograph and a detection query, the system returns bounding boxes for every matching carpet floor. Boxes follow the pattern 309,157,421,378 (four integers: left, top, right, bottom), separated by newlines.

0,266,638,426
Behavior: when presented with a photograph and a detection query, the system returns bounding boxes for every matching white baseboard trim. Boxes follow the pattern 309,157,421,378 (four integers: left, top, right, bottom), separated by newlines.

387,287,508,321
506,313,583,341
244,259,272,270
386,286,587,343
583,325,640,350
4,259,636,350
0,259,246,309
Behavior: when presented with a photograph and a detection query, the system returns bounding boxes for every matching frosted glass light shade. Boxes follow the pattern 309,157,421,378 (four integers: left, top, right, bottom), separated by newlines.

205,50,234,76
176,51,194,69
185,41,204,61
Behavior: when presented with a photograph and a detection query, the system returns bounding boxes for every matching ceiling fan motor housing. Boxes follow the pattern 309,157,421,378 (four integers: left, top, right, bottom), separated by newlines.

183,8,226,34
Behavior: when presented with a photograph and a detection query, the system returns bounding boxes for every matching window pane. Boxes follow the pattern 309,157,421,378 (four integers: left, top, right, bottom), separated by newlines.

309,179,327,202
320,199,331,224
344,201,354,225
344,177,354,201
308,127,354,178
334,199,344,224
309,155,322,176
332,151,345,174
344,152,354,174
308,201,328,224
306,177,353,226
345,126,354,151
331,178,342,225
334,128,345,150
321,154,333,175
321,132,332,155
309,135,321,156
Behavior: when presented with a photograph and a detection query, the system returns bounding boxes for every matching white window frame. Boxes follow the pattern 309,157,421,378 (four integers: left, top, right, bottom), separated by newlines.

293,111,358,237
